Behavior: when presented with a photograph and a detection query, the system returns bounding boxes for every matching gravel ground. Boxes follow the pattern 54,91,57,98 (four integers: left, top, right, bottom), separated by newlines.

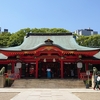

73,92,100,100
0,92,19,100
0,92,100,100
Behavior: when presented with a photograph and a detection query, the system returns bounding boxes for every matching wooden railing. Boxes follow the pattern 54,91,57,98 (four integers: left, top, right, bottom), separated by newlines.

80,72,92,80
4,73,20,80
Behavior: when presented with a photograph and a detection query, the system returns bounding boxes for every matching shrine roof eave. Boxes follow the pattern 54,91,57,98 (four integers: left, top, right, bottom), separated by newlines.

21,44,78,51
0,46,22,51
0,53,8,59
0,43,100,52
93,51,100,59
22,44,100,51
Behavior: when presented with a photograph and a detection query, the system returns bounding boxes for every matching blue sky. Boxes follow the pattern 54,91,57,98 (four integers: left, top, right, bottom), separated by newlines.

0,0,100,33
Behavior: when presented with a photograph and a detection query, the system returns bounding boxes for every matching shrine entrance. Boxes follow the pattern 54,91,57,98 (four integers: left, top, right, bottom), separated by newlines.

21,63,36,78
20,61,78,79
38,62,60,78
63,63,78,78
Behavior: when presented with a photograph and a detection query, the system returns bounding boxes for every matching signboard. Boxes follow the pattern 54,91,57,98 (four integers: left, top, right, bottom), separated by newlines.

86,70,90,75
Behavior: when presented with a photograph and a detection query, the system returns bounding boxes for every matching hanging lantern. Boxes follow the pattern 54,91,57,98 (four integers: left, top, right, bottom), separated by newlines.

16,55,20,59
44,58,46,62
64,62,67,64
53,58,56,62
61,57,64,59
16,62,22,68
77,62,83,68
31,62,36,64
78,55,82,59
26,63,28,66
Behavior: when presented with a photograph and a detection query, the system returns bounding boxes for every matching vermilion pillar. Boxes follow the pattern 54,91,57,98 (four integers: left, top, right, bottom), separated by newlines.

12,62,15,73
77,68,80,79
85,63,88,70
61,60,63,78
35,60,38,78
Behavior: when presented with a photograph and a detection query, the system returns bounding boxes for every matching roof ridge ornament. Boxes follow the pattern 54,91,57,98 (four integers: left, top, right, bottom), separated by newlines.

44,39,53,45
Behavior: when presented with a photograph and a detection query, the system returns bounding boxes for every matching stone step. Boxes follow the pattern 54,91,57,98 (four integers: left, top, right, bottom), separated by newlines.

11,79,85,88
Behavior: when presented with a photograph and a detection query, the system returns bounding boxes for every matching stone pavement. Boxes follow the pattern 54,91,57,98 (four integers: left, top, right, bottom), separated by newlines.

0,88,100,100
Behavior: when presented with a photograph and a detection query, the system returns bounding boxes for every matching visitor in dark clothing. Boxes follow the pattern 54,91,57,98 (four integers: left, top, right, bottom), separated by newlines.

93,73,98,90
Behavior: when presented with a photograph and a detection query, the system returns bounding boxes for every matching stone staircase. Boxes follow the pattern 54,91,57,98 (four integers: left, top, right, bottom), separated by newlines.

11,79,85,88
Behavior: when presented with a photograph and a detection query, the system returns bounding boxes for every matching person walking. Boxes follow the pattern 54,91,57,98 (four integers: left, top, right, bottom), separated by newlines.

96,74,100,90
93,73,98,90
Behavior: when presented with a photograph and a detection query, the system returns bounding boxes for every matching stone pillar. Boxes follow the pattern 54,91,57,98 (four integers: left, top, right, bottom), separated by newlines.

92,75,94,88
0,76,6,88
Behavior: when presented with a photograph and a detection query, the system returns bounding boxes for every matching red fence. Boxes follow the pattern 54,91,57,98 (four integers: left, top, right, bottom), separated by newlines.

80,72,92,80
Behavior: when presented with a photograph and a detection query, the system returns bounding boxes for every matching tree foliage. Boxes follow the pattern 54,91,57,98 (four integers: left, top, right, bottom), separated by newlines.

0,28,100,48
0,28,70,47
0,32,11,47
76,34,100,48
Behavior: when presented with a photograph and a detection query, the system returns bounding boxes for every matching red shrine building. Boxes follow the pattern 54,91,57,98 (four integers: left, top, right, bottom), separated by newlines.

0,33,100,79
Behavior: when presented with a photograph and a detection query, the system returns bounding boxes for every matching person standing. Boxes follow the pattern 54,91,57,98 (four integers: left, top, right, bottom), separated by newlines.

46,67,51,79
29,65,35,77
70,69,74,78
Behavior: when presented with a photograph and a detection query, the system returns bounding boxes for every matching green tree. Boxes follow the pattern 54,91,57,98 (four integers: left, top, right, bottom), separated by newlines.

0,32,11,47
76,34,100,47
0,28,71,47
7,29,26,47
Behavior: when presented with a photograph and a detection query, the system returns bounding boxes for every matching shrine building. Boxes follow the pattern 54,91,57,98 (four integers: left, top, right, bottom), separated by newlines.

0,33,100,79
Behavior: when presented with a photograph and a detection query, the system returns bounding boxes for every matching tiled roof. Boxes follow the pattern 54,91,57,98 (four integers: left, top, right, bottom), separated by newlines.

0,34,99,51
